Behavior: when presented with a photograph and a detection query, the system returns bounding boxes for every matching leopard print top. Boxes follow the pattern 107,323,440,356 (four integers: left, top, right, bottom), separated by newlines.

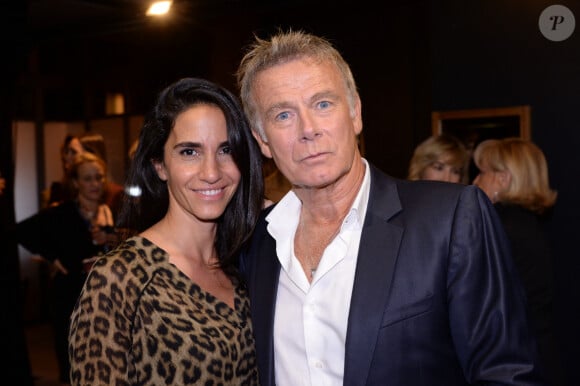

69,236,259,385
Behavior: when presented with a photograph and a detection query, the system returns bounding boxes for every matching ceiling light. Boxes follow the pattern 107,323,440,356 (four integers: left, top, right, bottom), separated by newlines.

146,1,172,16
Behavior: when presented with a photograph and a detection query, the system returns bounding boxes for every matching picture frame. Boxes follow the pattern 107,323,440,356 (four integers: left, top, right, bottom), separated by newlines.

431,105,531,181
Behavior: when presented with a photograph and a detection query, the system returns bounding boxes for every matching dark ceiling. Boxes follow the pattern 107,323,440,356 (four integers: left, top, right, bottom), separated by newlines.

8,0,352,121
26,0,261,40
11,0,298,120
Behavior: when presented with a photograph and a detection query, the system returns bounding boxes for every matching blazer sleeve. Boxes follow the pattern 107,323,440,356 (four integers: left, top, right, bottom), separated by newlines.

449,186,545,385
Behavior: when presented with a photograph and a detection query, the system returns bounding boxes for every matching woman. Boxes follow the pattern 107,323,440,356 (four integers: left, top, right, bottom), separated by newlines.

473,137,565,385
79,132,126,218
68,78,264,385
17,151,116,385
407,133,469,183
42,134,85,208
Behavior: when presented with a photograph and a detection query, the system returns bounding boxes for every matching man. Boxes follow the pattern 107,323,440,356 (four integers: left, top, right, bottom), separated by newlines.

237,30,545,385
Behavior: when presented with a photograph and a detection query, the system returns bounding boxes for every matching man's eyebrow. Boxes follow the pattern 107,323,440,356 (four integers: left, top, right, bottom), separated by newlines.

309,90,337,102
266,101,293,114
265,91,338,114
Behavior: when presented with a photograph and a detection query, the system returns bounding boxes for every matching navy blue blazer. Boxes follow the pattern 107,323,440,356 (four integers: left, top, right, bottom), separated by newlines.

240,163,546,386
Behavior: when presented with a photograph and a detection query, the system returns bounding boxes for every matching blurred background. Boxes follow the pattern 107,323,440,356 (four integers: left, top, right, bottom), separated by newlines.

1,0,579,384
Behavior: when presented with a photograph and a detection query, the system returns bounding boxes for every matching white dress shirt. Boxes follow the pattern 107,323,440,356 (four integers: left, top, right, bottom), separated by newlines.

265,159,370,386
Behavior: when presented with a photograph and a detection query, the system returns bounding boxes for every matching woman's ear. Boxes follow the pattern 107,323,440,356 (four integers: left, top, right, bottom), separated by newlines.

152,159,168,181
497,170,512,190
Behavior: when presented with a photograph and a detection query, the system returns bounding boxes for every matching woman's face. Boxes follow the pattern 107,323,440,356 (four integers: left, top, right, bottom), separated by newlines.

63,138,84,172
154,104,241,223
74,161,106,202
421,156,463,183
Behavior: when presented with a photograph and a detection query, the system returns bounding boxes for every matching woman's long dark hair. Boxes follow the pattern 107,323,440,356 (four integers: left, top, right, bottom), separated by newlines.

118,77,264,275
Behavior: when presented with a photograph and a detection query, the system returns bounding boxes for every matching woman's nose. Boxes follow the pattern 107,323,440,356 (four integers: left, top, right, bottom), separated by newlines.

199,157,221,183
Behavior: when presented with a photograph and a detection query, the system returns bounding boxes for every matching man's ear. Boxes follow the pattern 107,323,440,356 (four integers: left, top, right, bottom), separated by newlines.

252,130,272,158
352,93,363,136
152,159,168,181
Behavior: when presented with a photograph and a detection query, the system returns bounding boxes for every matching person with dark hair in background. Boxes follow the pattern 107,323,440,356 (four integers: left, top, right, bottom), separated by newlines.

473,137,565,386
407,133,469,184
43,133,125,221
263,157,291,206
16,151,116,385
236,29,546,385
42,134,84,208
68,78,263,385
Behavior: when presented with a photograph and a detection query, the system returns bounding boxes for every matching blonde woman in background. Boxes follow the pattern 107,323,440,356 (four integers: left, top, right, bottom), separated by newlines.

16,151,116,385
473,137,565,386
408,133,469,183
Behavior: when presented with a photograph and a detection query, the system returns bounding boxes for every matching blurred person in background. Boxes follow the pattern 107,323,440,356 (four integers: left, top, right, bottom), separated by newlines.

79,132,125,220
407,133,469,183
473,137,565,386
263,157,291,207
16,152,117,385
42,134,84,208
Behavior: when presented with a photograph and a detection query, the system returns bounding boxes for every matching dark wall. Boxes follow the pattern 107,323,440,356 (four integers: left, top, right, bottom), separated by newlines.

1,2,34,384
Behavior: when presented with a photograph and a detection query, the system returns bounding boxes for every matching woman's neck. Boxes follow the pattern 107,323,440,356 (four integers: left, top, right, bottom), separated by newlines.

77,196,99,217
142,215,217,264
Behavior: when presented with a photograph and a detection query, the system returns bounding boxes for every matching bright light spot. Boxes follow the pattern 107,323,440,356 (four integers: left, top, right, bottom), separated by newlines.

146,1,172,16
126,185,142,197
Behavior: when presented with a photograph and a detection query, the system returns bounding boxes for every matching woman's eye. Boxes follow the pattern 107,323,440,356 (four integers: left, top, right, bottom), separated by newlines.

220,145,232,155
180,148,198,156
431,162,444,171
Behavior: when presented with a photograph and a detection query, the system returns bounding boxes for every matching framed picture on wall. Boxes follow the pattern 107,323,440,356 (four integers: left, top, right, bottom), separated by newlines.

431,105,531,182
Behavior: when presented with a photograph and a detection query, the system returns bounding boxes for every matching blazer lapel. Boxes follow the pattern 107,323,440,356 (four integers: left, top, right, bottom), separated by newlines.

344,167,403,386
250,225,280,386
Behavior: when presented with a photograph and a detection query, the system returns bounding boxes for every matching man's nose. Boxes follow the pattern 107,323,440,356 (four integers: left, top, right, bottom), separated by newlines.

298,112,321,141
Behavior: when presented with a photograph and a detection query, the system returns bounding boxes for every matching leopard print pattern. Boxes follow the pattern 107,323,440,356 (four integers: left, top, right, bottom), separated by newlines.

69,236,259,385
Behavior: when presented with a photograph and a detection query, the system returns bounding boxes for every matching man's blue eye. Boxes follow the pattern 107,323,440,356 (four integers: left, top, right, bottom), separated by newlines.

319,101,330,109
277,112,290,121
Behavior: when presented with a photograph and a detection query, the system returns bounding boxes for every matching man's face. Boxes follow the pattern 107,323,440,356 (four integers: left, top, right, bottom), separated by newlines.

251,58,362,190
